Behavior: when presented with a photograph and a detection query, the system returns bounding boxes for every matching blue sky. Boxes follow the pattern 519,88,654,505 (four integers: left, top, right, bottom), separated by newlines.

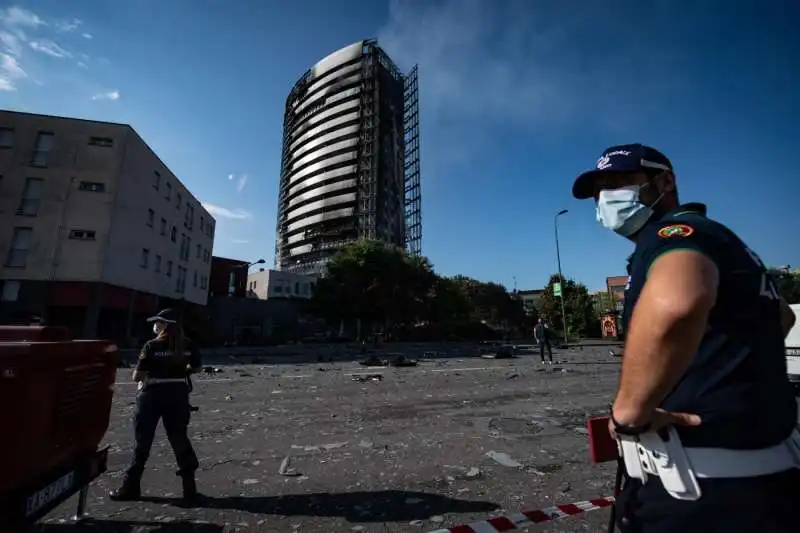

1,0,798,292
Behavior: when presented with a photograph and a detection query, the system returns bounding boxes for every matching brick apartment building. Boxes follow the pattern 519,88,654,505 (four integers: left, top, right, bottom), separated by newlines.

0,111,215,341
209,256,250,298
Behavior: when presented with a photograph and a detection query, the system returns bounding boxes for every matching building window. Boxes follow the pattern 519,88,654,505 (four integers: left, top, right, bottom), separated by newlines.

155,254,162,272
147,208,154,227
0,127,13,148
68,229,96,240
184,203,194,229
170,226,176,242
153,171,161,190
88,136,113,147
166,260,173,277
275,285,283,293
78,181,105,192
295,282,299,294
160,218,166,236
17,178,43,216
176,192,182,210
1,280,21,302
165,182,172,200
30,132,54,167
193,270,198,287
200,216,204,231
196,243,201,259
141,248,150,268
6,227,33,267
185,237,191,260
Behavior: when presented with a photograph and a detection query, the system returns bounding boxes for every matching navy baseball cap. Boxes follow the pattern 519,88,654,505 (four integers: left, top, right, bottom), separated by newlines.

572,143,673,199
146,308,178,323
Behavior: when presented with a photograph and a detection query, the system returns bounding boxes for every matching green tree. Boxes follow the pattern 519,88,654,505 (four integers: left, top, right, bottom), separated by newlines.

308,239,436,337
770,270,800,304
536,274,596,341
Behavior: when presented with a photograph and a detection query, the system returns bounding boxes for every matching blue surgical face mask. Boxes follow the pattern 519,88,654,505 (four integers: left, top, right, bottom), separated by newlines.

596,183,663,238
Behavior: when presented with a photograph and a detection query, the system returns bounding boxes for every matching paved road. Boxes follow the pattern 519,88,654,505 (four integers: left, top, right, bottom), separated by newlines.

36,346,622,533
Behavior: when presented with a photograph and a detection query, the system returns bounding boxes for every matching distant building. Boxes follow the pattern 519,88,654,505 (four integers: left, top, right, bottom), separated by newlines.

606,275,628,312
209,256,250,298
0,111,214,339
274,39,422,276
247,268,317,300
518,289,545,315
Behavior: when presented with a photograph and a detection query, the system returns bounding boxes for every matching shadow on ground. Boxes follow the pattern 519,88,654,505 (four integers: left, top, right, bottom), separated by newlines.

135,489,500,523
36,520,222,533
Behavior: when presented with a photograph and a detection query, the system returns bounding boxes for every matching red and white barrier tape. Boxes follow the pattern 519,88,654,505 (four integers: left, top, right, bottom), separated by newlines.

428,496,615,533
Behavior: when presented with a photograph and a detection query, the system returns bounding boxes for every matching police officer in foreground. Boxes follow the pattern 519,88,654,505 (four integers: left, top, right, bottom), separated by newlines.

572,144,799,532
109,309,202,502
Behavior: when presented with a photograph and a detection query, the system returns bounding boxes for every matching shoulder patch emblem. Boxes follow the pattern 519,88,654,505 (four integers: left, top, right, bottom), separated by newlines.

657,224,694,239
138,350,147,360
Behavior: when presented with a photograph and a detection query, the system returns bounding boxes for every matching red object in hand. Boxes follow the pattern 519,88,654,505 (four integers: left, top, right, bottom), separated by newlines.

587,416,620,463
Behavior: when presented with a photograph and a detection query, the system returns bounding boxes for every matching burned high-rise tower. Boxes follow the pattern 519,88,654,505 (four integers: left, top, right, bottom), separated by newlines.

274,39,421,275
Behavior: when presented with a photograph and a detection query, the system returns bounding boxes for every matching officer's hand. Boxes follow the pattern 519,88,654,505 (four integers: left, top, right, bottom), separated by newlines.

609,408,701,440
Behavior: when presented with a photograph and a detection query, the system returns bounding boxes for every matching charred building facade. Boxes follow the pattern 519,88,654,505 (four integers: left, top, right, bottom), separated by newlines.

274,39,421,275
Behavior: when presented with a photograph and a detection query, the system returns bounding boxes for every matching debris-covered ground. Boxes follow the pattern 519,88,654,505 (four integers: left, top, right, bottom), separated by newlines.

37,344,623,533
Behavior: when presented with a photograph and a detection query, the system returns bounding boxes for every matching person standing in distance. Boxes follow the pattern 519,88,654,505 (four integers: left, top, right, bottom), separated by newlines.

110,308,202,502
572,144,799,532
534,318,553,364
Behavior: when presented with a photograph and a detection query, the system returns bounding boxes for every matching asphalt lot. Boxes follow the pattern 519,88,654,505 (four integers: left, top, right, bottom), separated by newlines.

36,344,623,533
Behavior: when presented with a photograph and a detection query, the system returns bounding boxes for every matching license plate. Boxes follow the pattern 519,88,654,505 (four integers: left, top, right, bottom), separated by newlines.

25,471,75,517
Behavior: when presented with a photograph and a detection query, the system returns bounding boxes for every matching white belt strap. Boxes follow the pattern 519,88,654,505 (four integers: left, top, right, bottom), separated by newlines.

619,427,800,501
146,377,187,385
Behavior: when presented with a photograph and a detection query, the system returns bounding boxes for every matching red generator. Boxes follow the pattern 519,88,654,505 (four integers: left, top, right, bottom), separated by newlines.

0,326,118,530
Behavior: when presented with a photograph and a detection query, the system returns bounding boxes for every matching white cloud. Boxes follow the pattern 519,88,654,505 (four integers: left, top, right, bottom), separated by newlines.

54,18,82,33
377,0,684,138
236,174,248,193
227,173,248,192
82,33,92,40
77,61,87,69
0,6,46,29
91,89,120,101
202,203,252,220
232,239,250,244
0,52,27,91
29,39,71,58
0,30,22,56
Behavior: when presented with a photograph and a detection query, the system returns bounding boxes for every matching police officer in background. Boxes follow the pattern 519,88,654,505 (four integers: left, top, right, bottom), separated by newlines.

572,144,799,532
534,318,553,364
110,309,202,502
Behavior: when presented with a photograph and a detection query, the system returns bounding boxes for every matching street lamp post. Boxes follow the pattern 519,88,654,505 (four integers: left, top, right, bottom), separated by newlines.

230,258,266,297
555,209,569,345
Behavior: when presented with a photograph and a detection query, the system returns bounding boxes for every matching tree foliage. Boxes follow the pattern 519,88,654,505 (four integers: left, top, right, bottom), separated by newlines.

770,270,800,304
307,239,526,339
535,274,596,340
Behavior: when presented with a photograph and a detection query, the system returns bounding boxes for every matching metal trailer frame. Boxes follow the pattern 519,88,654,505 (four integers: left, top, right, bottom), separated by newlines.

0,447,108,532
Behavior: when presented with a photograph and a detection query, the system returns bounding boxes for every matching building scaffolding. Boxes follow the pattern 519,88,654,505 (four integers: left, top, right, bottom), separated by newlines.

403,64,422,256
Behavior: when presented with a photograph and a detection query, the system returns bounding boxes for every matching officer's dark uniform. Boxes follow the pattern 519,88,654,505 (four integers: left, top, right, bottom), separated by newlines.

534,322,553,362
615,202,800,532
110,310,201,501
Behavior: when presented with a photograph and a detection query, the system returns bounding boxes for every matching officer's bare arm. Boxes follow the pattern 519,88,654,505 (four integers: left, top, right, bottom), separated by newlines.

779,297,796,338
612,250,719,425
132,370,147,382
